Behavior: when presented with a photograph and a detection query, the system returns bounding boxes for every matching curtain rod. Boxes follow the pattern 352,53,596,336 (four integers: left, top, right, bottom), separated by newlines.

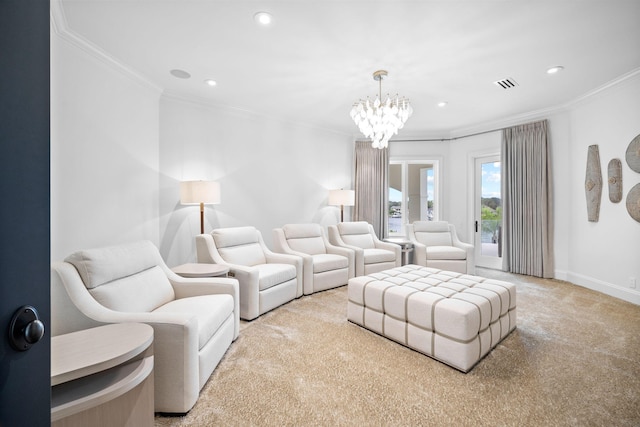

390,126,505,142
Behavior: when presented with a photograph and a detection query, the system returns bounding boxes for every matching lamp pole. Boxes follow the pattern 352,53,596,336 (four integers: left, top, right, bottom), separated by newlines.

199,202,205,234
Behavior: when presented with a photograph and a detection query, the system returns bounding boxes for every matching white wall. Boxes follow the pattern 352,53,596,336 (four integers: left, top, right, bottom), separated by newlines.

50,26,353,268
158,95,354,267
390,72,640,305
562,73,640,304
50,29,162,261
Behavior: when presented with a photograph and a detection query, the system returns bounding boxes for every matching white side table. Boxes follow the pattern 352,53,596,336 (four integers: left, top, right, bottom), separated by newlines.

172,263,229,278
51,323,154,427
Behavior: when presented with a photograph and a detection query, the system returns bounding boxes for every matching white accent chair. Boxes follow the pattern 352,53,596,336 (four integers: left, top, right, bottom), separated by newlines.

273,223,354,295
196,226,302,320
50,240,239,414
328,221,401,276
407,221,475,274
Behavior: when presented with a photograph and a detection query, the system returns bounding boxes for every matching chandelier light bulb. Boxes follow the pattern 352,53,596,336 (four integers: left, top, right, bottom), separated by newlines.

350,70,412,149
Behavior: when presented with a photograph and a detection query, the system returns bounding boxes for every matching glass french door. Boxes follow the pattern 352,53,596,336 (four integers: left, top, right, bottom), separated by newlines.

474,155,503,269
388,160,439,237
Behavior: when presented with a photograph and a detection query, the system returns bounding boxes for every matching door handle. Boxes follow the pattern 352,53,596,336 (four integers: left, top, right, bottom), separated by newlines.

9,305,45,351
475,221,478,232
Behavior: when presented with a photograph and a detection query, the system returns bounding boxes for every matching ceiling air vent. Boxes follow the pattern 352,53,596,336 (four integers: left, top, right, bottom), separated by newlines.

493,78,519,89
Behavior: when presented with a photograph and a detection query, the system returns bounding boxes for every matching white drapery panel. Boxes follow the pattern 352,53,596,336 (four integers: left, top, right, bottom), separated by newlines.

354,141,388,238
501,120,554,278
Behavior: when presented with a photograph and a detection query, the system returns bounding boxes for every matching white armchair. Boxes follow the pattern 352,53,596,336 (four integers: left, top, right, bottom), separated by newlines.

50,240,239,414
407,221,475,274
273,223,353,295
196,226,302,320
328,221,401,276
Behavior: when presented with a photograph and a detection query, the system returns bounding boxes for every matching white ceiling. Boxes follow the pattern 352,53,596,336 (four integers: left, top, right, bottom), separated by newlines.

57,0,640,139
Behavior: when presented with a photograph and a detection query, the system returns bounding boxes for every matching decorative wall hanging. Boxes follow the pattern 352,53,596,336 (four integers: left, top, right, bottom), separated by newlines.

585,145,602,222
626,133,640,173
607,158,623,203
626,183,640,223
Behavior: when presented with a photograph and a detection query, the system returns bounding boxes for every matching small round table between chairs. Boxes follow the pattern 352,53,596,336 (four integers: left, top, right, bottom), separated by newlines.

171,263,230,278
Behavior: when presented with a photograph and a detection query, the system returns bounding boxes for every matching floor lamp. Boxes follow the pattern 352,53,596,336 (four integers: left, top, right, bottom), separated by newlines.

329,189,355,222
180,180,221,234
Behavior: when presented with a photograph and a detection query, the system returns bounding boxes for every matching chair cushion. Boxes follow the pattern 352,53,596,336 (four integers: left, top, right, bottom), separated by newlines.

415,231,452,247
256,263,297,291
287,236,327,255
363,248,397,264
153,294,234,350
65,240,159,289
341,233,375,249
337,221,370,235
212,227,267,266
212,226,259,247
88,265,176,312
65,240,175,312
412,221,450,233
282,223,322,239
337,222,376,249
426,246,467,260
283,224,327,255
312,253,349,274
412,221,453,247
217,243,267,266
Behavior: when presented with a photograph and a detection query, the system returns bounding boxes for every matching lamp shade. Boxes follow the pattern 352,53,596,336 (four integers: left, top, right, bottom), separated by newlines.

180,181,221,205
328,189,355,206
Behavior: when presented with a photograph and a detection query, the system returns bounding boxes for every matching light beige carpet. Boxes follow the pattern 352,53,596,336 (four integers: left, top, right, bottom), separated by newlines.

155,268,640,426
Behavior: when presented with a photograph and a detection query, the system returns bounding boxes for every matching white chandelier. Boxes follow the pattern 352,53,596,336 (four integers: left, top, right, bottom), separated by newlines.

350,70,413,149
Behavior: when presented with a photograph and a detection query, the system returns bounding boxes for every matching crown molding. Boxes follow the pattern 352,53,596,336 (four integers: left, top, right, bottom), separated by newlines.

562,67,640,109
446,67,640,140
50,0,162,95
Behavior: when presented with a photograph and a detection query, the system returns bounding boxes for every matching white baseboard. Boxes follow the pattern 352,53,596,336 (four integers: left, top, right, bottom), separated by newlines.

556,270,640,306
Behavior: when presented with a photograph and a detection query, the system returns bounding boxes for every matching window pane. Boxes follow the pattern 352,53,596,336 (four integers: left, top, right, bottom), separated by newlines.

388,163,402,235
480,161,502,257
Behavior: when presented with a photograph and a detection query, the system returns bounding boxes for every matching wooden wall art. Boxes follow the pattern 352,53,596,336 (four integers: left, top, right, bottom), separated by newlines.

626,133,640,173
627,183,640,223
585,145,602,222
607,158,622,203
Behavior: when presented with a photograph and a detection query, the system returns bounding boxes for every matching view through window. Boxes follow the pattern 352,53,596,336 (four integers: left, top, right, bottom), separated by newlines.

479,160,502,258
388,161,438,236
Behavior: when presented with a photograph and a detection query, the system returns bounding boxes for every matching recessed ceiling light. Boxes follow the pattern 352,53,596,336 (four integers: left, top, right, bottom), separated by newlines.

547,66,565,74
170,69,191,79
438,101,448,108
204,79,217,87
254,12,272,26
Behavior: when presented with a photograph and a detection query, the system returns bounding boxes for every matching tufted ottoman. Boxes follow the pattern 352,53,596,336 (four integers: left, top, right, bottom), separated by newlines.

347,265,516,372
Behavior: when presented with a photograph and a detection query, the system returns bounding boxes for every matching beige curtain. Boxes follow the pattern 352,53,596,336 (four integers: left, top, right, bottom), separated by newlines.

354,141,388,238
501,120,554,278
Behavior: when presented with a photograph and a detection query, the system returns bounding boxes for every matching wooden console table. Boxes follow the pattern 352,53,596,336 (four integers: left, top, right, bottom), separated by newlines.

51,323,154,427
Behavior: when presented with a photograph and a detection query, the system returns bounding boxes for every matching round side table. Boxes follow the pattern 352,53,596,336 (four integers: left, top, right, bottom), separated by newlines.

171,263,229,278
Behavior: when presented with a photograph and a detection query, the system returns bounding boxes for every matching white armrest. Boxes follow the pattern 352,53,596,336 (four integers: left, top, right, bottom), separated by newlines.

449,225,475,274
170,277,240,339
325,244,355,278
195,234,224,264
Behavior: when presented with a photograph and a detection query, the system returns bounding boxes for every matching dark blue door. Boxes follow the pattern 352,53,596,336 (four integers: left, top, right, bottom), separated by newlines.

0,0,51,425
